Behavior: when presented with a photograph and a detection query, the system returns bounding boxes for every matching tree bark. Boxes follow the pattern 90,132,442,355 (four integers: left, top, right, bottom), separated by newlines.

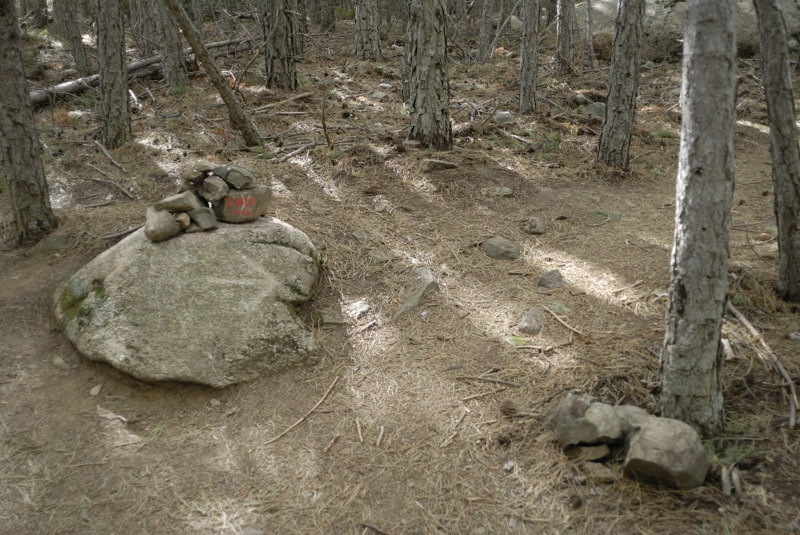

355,0,382,61
149,0,189,89
555,0,574,75
584,0,595,69
0,0,57,246
754,0,800,302
661,0,736,437
52,0,90,75
318,0,335,31
406,0,452,150
96,0,132,149
263,0,298,90
596,0,643,170
162,0,262,146
519,0,539,114
477,0,493,62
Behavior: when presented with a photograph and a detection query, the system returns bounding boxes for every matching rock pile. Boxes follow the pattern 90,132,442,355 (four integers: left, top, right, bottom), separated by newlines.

551,390,710,490
144,163,272,242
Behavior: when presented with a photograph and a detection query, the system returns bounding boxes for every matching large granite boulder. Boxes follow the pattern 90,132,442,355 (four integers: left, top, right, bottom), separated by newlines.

53,217,320,387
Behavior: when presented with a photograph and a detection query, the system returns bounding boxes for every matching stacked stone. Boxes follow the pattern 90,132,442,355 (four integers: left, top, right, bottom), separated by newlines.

144,163,272,242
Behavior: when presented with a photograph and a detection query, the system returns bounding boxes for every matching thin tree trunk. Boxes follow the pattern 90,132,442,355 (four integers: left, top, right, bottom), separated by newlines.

263,0,298,90
96,0,132,149
149,0,189,89
519,0,538,114
162,0,262,146
355,0,382,61
584,0,595,69
754,0,800,302
661,0,736,437
477,0,493,62
52,0,90,75
596,0,643,169
555,0,574,75
406,0,452,150
0,0,57,246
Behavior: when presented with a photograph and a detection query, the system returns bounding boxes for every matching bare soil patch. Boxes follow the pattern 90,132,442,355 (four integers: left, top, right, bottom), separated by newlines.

1,22,798,534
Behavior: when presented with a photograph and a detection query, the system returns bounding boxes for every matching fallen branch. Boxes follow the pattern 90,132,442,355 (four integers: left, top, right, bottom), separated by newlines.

727,302,797,429
265,376,340,445
455,375,518,387
101,225,143,240
77,176,134,200
253,91,314,113
94,141,128,173
29,38,256,107
542,306,588,339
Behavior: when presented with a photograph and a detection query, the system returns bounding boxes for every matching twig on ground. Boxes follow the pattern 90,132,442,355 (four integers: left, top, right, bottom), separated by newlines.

375,425,385,447
323,435,339,453
356,417,364,442
253,91,313,113
460,388,507,402
278,142,316,162
101,225,143,240
78,176,134,200
542,306,588,339
360,523,392,535
94,141,127,172
727,302,797,429
456,376,518,387
265,376,340,445
612,280,643,294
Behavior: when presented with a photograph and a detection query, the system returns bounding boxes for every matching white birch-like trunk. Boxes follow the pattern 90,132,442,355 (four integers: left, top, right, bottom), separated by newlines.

661,0,736,436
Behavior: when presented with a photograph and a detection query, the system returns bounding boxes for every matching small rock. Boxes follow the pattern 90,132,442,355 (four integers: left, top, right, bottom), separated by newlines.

24,233,71,257
309,198,333,215
492,111,515,125
187,207,219,230
508,14,523,31
572,93,593,106
503,460,515,472
453,82,475,90
51,355,73,370
550,390,623,448
184,223,203,233
420,158,458,172
518,306,545,335
373,197,390,212
89,384,102,397
214,185,272,223
174,212,191,230
522,217,546,235
201,175,230,202
367,249,392,263
371,91,388,100
209,398,222,407
480,186,513,198
623,416,710,490
378,83,392,89
351,230,373,244
345,299,371,319
789,332,800,341
583,461,617,482
566,444,611,461
584,102,606,119
153,191,203,212
537,269,565,289
224,165,257,189
145,207,182,242
482,237,520,260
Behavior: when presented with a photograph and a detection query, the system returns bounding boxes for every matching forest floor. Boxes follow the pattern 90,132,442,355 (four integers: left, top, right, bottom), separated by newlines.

1,20,799,535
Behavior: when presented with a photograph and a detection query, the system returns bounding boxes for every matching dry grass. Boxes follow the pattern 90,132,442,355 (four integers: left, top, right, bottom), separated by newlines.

0,19,798,535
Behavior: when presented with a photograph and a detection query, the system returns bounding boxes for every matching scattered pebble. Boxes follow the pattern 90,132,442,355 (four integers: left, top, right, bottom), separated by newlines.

89,385,102,397
537,269,565,289
482,237,520,260
209,398,222,407
522,217,546,235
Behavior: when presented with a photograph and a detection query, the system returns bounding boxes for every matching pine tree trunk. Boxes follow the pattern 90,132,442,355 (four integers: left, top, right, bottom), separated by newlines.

596,0,643,169
263,0,298,90
318,0,335,32
162,0,262,146
96,0,132,149
355,0,382,61
584,0,595,69
555,0,574,75
754,0,800,302
52,0,90,75
129,0,158,58
148,0,189,89
661,0,736,437
519,0,539,114
406,0,451,150
477,0,493,62
0,0,57,246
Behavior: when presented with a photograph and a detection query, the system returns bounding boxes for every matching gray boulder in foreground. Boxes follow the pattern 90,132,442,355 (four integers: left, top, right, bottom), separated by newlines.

53,217,320,387
551,390,623,448
623,417,710,490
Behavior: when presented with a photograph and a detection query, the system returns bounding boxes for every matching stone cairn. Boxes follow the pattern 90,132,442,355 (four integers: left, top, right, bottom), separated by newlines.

145,163,272,242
